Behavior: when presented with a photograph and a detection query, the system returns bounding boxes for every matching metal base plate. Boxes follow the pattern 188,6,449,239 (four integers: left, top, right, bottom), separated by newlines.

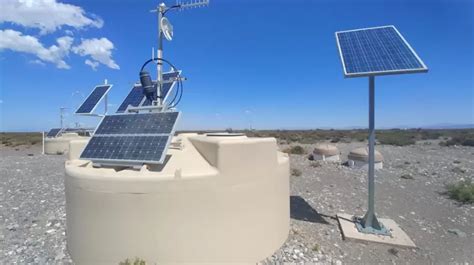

337,213,416,248
353,216,391,236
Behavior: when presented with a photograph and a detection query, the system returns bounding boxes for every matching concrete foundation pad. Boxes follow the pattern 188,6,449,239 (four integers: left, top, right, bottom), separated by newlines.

337,213,416,248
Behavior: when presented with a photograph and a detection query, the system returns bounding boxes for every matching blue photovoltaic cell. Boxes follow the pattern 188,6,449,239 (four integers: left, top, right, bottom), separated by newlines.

116,85,145,113
162,71,179,81
80,135,169,162
95,112,179,135
47,128,62,138
161,72,179,100
76,85,111,114
336,26,427,77
80,111,180,165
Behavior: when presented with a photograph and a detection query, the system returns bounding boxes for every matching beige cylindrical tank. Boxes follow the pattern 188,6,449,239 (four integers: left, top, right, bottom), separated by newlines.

68,139,90,160
44,133,89,155
312,144,340,162
348,147,384,169
65,133,290,264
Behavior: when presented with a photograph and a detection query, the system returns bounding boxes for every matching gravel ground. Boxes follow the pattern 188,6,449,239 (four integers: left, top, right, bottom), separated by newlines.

1,141,473,264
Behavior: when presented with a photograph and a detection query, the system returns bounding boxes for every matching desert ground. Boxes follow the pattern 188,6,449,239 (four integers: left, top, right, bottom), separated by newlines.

1,131,473,264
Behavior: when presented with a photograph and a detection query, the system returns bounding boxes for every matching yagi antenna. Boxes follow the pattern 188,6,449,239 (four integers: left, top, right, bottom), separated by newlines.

145,0,209,108
176,0,209,10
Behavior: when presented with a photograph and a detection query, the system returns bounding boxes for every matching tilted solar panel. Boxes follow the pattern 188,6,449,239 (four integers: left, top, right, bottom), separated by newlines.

95,112,179,135
116,85,145,113
80,111,180,165
336,26,428,77
47,128,62,138
161,71,180,101
162,71,180,81
80,135,169,162
116,71,180,113
76,85,112,114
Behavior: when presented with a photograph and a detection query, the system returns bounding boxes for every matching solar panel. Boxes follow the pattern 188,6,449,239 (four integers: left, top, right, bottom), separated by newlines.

116,85,145,113
80,111,180,165
336,25,428,77
116,71,180,113
80,135,169,162
161,71,180,101
76,85,112,114
95,112,179,135
47,128,62,138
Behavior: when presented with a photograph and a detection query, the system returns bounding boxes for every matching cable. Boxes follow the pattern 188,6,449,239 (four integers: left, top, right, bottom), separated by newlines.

139,57,184,108
168,77,183,108
163,5,181,15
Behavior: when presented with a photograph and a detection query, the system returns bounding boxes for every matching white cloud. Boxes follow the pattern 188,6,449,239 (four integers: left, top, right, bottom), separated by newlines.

29,59,46,66
84,59,99,70
0,1,119,70
0,29,72,69
72,38,120,70
0,0,103,34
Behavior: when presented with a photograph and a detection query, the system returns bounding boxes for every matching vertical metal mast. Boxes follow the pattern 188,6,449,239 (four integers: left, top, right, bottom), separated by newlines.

156,3,165,106
150,0,209,108
60,107,67,129
361,76,383,231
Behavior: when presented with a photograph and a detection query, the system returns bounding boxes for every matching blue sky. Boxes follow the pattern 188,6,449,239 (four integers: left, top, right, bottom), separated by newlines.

0,0,473,131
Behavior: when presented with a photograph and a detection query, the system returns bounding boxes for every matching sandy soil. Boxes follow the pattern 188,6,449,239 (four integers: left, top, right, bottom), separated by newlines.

1,141,473,264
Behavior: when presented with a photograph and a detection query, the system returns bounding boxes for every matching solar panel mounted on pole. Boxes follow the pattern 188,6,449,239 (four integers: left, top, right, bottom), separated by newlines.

335,25,428,235
76,84,112,115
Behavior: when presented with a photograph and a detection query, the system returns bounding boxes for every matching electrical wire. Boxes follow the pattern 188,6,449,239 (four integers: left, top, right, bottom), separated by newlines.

168,76,183,108
140,57,184,108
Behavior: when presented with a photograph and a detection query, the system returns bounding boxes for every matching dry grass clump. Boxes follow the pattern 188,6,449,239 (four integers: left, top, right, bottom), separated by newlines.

1,132,42,147
440,135,474,147
244,129,469,146
119,258,146,265
283,145,306,155
377,132,416,146
446,179,474,204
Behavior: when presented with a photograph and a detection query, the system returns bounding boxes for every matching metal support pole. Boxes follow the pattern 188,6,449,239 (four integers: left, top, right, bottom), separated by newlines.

104,79,108,114
363,75,378,226
104,94,108,114
42,131,45,155
354,77,390,235
60,107,64,129
156,3,165,107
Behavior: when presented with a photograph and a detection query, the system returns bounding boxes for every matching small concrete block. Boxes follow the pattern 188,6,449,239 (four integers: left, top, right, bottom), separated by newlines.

337,213,416,248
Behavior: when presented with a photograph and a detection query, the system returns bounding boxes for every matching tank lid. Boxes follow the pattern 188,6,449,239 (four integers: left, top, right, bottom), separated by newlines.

348,147,383,162
313,144,339,156
206,132,245,137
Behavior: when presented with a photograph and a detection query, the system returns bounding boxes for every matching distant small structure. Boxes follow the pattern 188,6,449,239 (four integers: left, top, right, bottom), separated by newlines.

348,147,383,169
44,132,89,155
312,144,340,162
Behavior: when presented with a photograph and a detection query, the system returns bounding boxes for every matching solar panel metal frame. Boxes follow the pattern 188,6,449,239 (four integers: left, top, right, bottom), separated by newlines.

116,84,146,113
79,111,181,166
335,25,428,78
161,70,181,103
75,84,113,115
46,128,63,138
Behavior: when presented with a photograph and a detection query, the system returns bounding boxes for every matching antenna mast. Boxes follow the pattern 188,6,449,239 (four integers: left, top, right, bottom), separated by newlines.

60,107,67,129
150,0,209,107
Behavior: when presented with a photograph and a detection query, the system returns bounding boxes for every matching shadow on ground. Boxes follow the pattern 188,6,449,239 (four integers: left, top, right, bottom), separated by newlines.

290,195,330,224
